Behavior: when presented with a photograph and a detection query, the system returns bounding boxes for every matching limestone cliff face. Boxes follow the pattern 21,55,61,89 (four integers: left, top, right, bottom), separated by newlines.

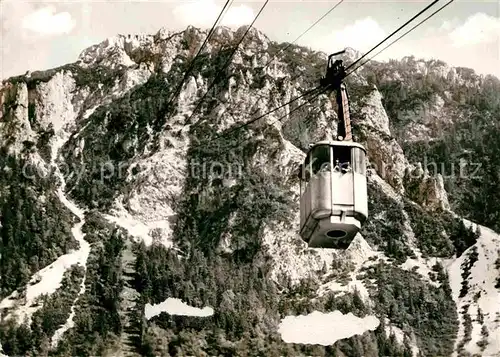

404,163,450,211
0,82,32,155
0,26,499,357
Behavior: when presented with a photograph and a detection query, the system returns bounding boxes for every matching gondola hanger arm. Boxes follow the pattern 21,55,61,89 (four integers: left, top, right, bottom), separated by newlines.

319,49,352,142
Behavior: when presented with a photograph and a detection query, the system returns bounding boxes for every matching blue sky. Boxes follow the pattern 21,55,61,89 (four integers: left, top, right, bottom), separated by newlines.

1,0,499,80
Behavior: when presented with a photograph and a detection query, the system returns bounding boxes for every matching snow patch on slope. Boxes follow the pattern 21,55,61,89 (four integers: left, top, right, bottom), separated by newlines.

0,250,77,323
50,175,89,348
0,135,89,327
145,298,214,320
278,310,380,345
104,200,173,248
49,134,89,348
400,255,441,287
371,146,498,356
0,68,99,337
447,220,500,357
104,127,189,250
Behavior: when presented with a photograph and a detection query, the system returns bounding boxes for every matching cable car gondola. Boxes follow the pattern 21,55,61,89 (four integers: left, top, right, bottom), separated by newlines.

299,50,368,249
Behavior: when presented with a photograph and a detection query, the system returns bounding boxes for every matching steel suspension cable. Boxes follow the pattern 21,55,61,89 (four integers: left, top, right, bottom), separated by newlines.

260,0,345,72
195,0,448,149
346,0,455,76
213,0,344,125
258,84,332,132
191,85,327,151
210,0,443,141
345,0,440,72
215,85,322,138
188,0,270,129
165,0,234,111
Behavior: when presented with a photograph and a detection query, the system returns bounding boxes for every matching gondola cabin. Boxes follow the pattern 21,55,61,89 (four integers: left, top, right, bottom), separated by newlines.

299,140,368,249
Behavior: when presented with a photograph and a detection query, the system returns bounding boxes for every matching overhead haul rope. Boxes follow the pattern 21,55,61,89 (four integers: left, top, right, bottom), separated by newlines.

249,0,455,149
345,0,455,76
259,0,453,139
215,85,322,138
190,85,329,152
240,84,332,141
260,0,345,72
210,0,345,133
209,0,444,142
344,0,440,73
195,0,449,150
190,0,342,130
164,0,234,115
188,0,270,129
215,71,306,124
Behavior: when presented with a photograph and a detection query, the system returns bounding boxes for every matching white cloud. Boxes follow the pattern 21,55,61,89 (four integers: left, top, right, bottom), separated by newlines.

1,1,33,32
439,18,460,32
21,5,75,36
278,310,380,345
172,0,254,28
332,17,386,52
307,17,386,56
449,12,500,47
222,4,254,26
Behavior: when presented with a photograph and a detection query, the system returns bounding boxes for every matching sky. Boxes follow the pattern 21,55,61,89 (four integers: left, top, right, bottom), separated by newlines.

0,0,499,80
